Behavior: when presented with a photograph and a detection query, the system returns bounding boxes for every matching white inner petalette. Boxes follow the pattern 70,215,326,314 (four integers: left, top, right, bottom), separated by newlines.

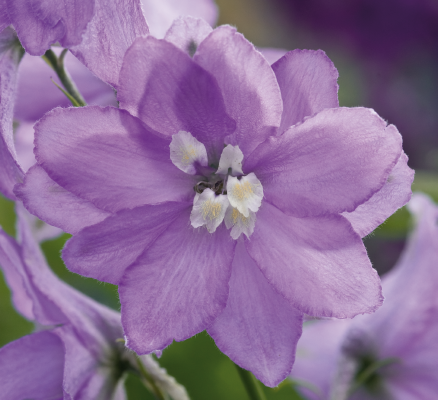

170,131,264,239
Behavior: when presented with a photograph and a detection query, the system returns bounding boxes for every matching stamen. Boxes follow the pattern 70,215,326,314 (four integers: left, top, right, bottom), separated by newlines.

170,131,208,174
227,173,263,217
216,145,244,176
225,206,257,239
190,189,230,233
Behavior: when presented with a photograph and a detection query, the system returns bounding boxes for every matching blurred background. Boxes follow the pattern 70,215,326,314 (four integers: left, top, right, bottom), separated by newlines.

1,0,437,398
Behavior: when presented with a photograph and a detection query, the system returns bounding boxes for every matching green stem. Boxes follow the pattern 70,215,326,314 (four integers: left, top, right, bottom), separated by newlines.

42,48,87,107
347,357,399,397
135,356,168,400
235,364,267,400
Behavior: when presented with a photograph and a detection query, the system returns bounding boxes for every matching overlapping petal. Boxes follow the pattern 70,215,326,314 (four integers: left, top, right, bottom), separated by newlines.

71,0,149,88
272,49,339,132
0,28,24,200
5,0,94,55
246,107,403,217
63,202,191,284
194,25,283,157
247,202,383,318
164,16,213,57
0,331,64,400
343,152,414,237
15,165,111,235
33,106,195,213
142,0,218,38
209,240,303,387
120,210,236,354
118,36,235,162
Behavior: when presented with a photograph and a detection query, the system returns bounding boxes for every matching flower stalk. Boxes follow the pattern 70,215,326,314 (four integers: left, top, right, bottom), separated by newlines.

135,356,168,400
42,48,86,107
235,364,267,400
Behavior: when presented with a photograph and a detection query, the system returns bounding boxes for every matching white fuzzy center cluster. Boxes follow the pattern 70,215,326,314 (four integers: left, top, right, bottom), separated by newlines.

170,131,264,239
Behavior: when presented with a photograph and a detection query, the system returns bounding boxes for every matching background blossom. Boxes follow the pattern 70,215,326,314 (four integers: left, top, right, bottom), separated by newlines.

291,193,438,400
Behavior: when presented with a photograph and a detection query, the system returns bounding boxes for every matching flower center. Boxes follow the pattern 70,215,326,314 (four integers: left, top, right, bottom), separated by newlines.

170,131,264,239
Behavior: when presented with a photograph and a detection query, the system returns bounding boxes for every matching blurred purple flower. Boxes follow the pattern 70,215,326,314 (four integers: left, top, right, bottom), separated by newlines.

16,19,413,386
275,0,438,171
1,0,148,89
291,192,438,399
0,203,189,400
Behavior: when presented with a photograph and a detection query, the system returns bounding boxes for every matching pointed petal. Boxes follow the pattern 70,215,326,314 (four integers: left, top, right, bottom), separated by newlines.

247,202,383,318
164,16,213,57
343,152,414,237
63,202,190,285
209,240,303,387
118,36,235,162
120,209,236,353
5,0,94,55
0,28,24,200
194,26,283,157
34,106,194,213
246,107,403,217
0,227,34,319
273,49,339,132
258,47,288,65
70,0,148,88
15,165,111,235
0,331,64,400
142,0,217,38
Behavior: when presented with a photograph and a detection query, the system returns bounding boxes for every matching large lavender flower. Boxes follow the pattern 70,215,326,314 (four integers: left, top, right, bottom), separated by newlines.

291,192,438,400
16,19,413,386
0,203,189,400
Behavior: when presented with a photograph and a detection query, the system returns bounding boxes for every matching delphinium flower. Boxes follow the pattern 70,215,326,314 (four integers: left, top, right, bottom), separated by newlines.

291,192,438,400
16,18,414,386
0,203,189,400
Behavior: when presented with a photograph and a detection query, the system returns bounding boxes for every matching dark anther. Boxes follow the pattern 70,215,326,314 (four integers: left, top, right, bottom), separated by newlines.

194,181,210,194
213,180,224,195
194,179,225,195
187,40,197,57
